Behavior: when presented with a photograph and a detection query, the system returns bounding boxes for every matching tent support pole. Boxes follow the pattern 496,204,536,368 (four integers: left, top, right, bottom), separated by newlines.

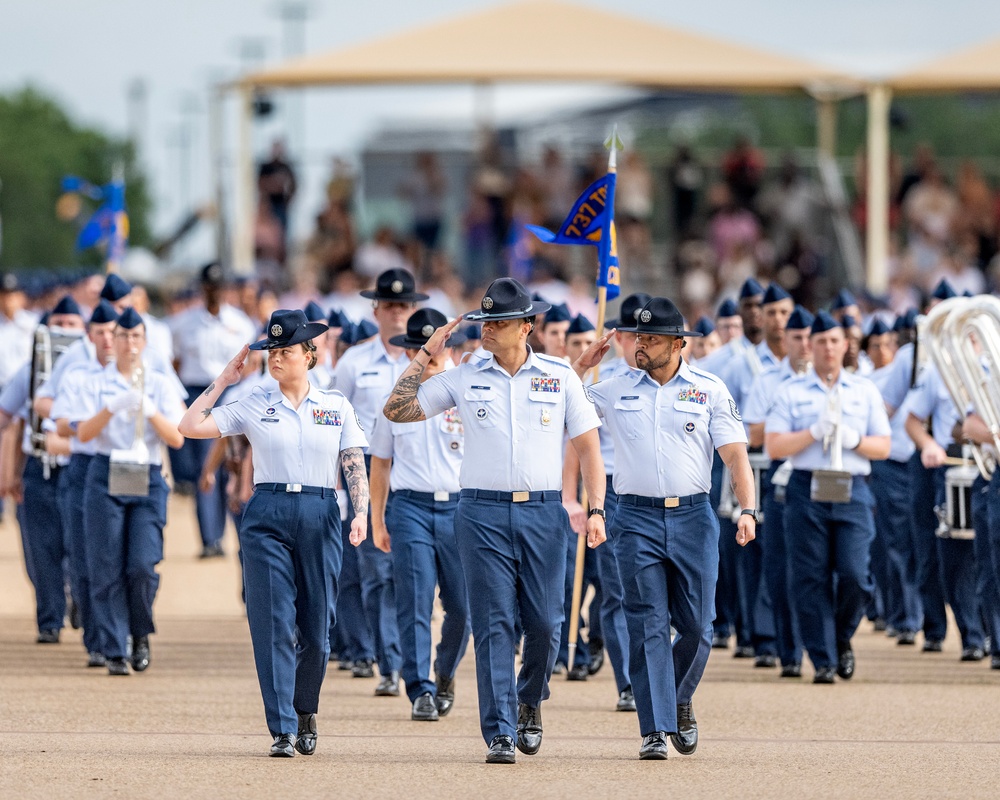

817,96,838,160
865,83,892,295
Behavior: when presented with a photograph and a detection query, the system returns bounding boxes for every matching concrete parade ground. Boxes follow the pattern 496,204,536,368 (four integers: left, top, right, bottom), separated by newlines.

1,494,998,800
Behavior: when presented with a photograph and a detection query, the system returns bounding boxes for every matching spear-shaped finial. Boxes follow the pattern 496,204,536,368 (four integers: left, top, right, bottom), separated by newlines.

604,124,624,172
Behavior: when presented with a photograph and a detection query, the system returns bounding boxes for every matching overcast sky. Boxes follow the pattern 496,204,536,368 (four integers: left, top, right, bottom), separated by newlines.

2,0,998,254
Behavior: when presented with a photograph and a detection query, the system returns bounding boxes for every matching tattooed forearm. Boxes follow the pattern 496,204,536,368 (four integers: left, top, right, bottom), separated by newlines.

201,408,212,418
202,383,215,396
341,447,369,517
383,360,428,423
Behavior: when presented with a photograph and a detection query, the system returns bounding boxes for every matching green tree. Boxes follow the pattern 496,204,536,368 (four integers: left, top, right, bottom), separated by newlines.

0,86,151,270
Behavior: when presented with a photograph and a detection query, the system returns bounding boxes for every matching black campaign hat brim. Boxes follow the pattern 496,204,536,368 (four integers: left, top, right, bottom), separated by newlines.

359,289,430,302
463,300,551,322
388,333,464,349
248,321,329,350
635,325,703,337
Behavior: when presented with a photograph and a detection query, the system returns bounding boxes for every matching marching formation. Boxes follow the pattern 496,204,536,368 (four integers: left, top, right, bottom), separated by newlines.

2,262,999,765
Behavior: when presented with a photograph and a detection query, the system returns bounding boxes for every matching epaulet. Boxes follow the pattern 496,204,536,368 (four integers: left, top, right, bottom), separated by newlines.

535,353,572,370
688,365,725,386
316,388,348,405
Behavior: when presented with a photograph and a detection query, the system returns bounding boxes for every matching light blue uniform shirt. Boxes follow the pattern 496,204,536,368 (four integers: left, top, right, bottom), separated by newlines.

0,363,70,463
588,361,747,497
172,304,258,386
765,367,892,475
73,361,187,465
368,402,463,494
334,336,408,434
742,358,796,426
870,363,916,463
416,348,599,492
589,356,636,475
905,364,959,449
213,384,367,488
692,337,739,379
50,360,105,456
878,342,916,412
725,340,781,408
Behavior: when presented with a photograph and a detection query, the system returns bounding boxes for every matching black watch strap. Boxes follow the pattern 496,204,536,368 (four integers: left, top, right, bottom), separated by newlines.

588,508,606,519
740,508,759,523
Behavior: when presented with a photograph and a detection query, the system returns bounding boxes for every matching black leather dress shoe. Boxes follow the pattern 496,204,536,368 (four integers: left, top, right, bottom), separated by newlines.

374,671,400,696
836,647,855,680
639,731,668,760
617,687,636,712
896,631,916,645
961,646,986,662
295,714,317,755
733,645,755,659
338,659,354,670
486,735,516,764
813,666,836,684
352,659,374,678
131,636,150,672
711,631,729,649
107,658,130,676
566,664,588,681
780,662,802,678
670,703,698,755
551,661,566,675
36,629,59,644
991,654,1000,670
412,692,439,721
515,703,542,755
872,617,887,632
587,638,605,675
435,675,455,716
754,653,777,668
270,734,296,757
87,652,106,668
69,600,82,630
922,639,943,653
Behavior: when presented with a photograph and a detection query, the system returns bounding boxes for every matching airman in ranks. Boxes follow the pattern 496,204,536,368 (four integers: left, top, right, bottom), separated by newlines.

765,311,891,683
369,309,470,722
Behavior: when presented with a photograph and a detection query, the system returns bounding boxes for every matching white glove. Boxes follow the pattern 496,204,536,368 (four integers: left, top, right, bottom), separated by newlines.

142,396,157,419
809,419,836,441
107,389,142,415
840,427,862,450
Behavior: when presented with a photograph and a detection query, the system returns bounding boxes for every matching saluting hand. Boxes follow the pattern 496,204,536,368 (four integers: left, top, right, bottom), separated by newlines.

572,330,616,379
736,515,756,547
349,513,367,547
423,317,463,359
220,344,251,387
586,514,606,549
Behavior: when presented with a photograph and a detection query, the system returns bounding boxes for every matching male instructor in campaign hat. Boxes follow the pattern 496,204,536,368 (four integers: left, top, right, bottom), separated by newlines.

574,296,757,760
383,277,607,764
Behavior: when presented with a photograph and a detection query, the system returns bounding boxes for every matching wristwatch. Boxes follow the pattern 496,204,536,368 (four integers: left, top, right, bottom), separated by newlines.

588,508,606,519
740,508,760,524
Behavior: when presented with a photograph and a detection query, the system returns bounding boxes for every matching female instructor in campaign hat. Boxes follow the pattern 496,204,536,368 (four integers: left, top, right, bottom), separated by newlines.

179,309,370,758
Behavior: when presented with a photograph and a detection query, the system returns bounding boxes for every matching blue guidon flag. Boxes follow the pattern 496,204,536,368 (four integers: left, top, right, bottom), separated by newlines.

526,173,621,301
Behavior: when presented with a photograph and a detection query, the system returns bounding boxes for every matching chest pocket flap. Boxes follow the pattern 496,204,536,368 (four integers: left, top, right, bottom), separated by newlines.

673,400,708,415
356,370,385,389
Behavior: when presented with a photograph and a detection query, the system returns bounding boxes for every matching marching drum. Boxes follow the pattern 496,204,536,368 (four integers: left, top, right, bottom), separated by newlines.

937,464,977,540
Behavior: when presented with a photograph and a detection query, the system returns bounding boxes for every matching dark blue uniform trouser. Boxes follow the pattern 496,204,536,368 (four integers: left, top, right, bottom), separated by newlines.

60,454,100,653
177,385,227,548
870,459,922,634
931,468,984,649
972,476,1000,651
711,452,742,644
455,492,568,745
83,456,167,660
761,462,801,667
387,491,470,703
909,454,948,642
557,532,598,670
785,472,875,670
240,486,343,738
17,457,66,633
596,480,630,693
613,496,718,736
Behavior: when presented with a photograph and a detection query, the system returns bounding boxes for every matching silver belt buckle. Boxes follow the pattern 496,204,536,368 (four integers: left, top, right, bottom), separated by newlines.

663,497,680,508
285,483,303,493
434,491,450,502
512,491,531,503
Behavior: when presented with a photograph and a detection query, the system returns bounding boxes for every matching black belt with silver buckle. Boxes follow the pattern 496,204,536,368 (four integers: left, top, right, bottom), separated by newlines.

618,492,709,509
460,489,562,503
255,483,336,497
394,489,460,503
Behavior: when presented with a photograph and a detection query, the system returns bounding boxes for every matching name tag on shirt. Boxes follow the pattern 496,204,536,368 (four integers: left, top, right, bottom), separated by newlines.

530,377,561,393
313,409,342,426
356,370,384,389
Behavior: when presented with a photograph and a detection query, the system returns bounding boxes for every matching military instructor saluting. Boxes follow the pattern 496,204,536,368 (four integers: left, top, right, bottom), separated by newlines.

575,297,757,760
383,278,607,765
